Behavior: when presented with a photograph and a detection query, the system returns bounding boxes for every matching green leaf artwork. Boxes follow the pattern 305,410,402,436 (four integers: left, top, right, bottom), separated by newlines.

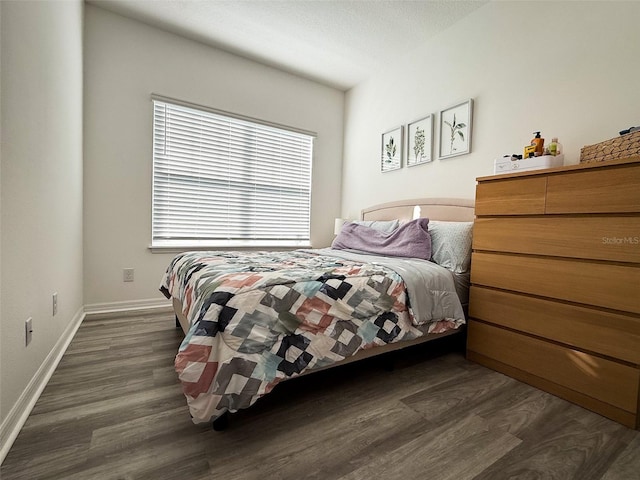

413,127,425,161
385,136,396,162
444,113,466,152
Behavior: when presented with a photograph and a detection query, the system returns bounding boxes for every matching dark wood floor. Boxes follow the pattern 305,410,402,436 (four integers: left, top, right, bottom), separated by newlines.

2,311,639,479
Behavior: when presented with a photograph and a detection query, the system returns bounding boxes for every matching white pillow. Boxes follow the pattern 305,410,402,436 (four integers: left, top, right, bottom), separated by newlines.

428,221,473,273
351,219,400,234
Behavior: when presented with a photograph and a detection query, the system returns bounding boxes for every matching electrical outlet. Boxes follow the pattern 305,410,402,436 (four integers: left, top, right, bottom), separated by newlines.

25,318,33,346
123,268,135,282
52,292,58,316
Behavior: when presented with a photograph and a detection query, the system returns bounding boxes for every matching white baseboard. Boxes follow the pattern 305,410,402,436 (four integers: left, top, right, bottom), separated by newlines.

84,298,172,319
0,306,85,465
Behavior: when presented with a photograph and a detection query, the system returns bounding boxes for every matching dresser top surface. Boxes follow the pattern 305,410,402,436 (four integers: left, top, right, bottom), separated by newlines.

478,155,640,182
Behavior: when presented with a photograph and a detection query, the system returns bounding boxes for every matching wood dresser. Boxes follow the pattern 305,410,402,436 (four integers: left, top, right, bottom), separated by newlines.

467,155,640,429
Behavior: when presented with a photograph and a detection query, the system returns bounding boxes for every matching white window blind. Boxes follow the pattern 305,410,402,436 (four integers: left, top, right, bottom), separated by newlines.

152,99,314,248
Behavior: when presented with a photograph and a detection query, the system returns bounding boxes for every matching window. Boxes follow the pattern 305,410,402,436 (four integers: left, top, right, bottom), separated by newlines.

152,98,314,248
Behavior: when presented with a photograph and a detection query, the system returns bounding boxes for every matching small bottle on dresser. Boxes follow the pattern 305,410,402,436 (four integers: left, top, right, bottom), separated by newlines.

548,137,562,156
531,131,545,156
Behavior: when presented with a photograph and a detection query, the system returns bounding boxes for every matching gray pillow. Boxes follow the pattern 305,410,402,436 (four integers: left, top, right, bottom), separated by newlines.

351,219,399,233
429,221,473,273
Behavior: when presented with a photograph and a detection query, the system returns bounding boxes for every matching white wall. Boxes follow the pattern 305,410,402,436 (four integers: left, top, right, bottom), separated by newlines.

0,0,3,425
83,5,344,307
0,0,84,424
341,1,640,219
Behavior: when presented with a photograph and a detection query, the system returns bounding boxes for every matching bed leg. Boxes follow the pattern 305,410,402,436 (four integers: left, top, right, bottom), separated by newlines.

212,412,229,431
175,315,181,329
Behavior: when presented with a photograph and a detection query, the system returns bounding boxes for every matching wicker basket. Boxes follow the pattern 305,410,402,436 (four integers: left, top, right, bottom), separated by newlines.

580,130,640,163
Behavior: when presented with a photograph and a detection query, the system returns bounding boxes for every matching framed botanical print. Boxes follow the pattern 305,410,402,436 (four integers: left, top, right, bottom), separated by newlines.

439,99,473,159
406,114,433,166
381,126,403,172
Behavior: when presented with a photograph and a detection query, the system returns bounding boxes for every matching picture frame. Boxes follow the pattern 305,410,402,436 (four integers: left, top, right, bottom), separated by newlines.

406,114,433,167
381,126,403,172
438,99,473,159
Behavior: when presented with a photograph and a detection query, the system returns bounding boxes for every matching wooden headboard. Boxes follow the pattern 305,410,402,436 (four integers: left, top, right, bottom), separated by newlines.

361,197,475,222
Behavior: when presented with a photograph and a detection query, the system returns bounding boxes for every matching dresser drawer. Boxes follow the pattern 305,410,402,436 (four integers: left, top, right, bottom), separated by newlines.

546,163,640,214
470,286,640,364
475,177,546,216
471,252,640,314
467,321,640,414
473,216,640,263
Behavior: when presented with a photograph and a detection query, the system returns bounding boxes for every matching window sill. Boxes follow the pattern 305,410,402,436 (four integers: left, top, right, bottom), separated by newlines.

149,242,313,254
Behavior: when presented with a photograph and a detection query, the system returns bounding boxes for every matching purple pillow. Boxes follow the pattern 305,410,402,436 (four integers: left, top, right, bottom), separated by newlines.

331,218,431,259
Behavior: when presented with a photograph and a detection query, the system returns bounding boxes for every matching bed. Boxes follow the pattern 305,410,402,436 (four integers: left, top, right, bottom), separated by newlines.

160,197,475,429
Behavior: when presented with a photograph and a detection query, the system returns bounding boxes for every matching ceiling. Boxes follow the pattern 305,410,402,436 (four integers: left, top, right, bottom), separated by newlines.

89,0,489,91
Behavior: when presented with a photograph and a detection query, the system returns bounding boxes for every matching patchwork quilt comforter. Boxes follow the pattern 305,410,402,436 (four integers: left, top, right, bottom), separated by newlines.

160,250,465,423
